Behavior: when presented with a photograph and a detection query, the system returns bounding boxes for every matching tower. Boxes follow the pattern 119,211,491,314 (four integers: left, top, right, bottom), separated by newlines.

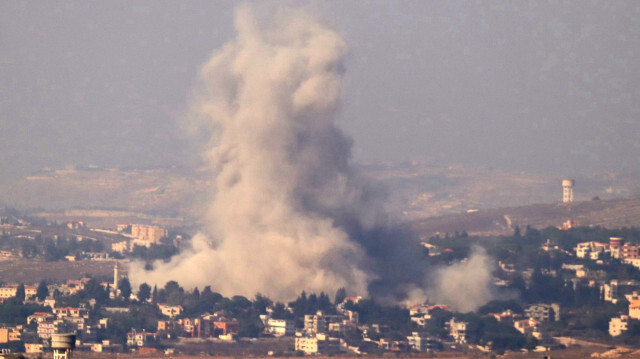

562,179,575,203
113,262,119,291
51,333,75,359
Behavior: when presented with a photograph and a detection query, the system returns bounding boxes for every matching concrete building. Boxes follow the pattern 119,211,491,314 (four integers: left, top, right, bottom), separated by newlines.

406,332,441,352
131,224,167,244
304,311,343,335
575,241,609,260
602,280,620,303
562,179,575,203
0,284,37,300
514,318,541,338
525,303,560,322
111,241,128,253
609,315,629,337
28,312,55,324
52,307,90,319
295,333,341,355
626,292,640,320
51,333,75,359
158,304,183,318
126,330,159,347
264,319,295,336
38,320,74,339
449,318,467,344
0,327,21,343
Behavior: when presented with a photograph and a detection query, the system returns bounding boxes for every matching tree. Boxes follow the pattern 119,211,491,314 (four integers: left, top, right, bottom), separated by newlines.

15,284,25,302
137,283,151,303
118,277,132,300
151,285,158,304
253,293,272,314
36,280,49,301
334,287,347,305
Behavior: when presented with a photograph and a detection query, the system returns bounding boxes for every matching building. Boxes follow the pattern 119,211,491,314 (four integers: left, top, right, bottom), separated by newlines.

562,179,575,203
213,319,239,336
181,318,215,338
158,304,183,318
67,220,85,229
626,292,640,319
0,284,37,300
406,332,441,352
525,303,560,322
51,333,75,359
126,330,159,347
295,333,341,355
514,318,541,338
111,241,128,253
24,343,43,353
28,312,55,324
0,327,21,343
622,243,640,260
264,318,295,336
304,311,343,335
449,318,467,344
131,224,167,244
575,242,609,260
37,320,74,339
609,315,629,337
602,280,620,303
52,307,90,319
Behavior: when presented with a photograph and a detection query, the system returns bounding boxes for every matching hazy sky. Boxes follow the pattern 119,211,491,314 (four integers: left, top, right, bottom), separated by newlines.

1,1,639,183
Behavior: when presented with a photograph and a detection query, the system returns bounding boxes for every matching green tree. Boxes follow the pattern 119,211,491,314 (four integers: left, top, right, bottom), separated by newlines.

15,284,25,302
118,277,132,300
36,280,49,301
334,287,347,305
137,283,151,302
253,293,272,314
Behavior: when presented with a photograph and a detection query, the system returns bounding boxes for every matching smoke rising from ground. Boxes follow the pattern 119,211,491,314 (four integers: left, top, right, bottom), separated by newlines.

424,247,495,312
131,5,495,307
131,6,374,300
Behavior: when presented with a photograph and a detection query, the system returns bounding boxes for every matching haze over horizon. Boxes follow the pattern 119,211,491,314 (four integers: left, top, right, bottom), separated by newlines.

2,1,640,184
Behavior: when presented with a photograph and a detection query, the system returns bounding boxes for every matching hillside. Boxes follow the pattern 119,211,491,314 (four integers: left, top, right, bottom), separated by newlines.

411,196,640,238
1,163,639,229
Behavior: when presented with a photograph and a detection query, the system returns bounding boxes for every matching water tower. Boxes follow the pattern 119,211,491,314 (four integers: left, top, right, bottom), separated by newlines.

51,333,76,359
562,179,575,203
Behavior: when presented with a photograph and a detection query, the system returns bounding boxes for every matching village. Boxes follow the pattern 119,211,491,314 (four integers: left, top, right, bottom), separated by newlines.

2,206,640,357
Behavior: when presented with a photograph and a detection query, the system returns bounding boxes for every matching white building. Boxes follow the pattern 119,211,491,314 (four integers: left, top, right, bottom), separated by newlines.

303,311,343,335
449,318,467,344
264,319,294,336
406,332,440,352
294,333,340,355
609,315,629,337
575,241,609,259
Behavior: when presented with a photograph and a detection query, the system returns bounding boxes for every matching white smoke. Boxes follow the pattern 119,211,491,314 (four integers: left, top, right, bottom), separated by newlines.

130,6,375,300
131,5,496,308
418,247,496,312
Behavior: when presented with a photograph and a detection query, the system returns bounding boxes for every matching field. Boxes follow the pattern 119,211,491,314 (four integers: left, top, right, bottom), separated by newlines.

0,258,124,283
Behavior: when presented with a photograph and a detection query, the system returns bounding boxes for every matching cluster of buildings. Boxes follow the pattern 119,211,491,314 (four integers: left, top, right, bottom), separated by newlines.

111,223,168,253
609,291,640,337
157,312,239,341
575,237,640,267
293,306,361,355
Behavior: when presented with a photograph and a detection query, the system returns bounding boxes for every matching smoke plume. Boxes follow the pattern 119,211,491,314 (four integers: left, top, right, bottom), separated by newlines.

131,5,495,307
423,247,495,312
131,6,375,300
